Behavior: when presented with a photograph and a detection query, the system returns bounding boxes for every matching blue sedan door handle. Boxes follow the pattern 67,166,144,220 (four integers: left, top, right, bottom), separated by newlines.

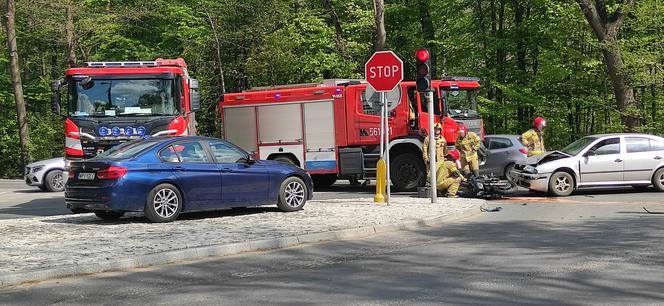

173,166,185,171
221,168,233,173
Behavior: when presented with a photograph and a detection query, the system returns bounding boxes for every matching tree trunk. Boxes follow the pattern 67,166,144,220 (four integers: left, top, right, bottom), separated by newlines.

206,12,226,94
372,0,385,51
417,0,436,78
65,5,76,67
323,0,349,58
576,0,639,131
2,0,31,167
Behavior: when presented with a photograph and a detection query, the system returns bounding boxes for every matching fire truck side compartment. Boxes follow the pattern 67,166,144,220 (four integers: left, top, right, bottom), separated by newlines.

303,101,337,172
223,106,258,154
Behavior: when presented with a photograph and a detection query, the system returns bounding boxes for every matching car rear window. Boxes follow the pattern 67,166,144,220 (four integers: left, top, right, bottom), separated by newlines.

488,138,512,150
626,137,651,153
96,140,159,160
651,139,664,151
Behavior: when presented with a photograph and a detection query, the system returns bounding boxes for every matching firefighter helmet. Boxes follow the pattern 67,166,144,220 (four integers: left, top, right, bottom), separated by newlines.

534,117,546,129
458,124,467,136
448,149,460,161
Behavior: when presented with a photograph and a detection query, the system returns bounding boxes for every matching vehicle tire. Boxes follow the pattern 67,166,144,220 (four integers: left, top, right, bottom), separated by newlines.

312,174,337,188
70,208,88,214
548,171,574,197
277,176,308,212
496,181,519,195
44,170,65,192
652,168,664,192
391,153,425,191
273,155,297,166
93,210,125,221
504,163,516,183
144,183,183,223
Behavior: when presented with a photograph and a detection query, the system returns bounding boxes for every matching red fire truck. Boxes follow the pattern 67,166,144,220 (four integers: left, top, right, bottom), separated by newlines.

220,78,481,191
51,58,200,161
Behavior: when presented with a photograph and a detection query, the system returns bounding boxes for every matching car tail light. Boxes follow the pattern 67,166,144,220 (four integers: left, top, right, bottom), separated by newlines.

97,166,128,179
519,148,529,155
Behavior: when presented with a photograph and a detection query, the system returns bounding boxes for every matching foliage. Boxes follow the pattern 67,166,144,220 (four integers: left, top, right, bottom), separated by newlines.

0,0,662,177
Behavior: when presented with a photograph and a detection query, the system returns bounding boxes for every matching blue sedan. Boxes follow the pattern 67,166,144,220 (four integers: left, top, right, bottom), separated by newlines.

65,136,313,222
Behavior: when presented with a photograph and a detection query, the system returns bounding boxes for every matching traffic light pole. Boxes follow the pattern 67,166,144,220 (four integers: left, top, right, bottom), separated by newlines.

428,90,437,203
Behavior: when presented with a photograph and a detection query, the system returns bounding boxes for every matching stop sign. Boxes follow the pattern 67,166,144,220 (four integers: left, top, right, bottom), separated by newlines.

365,51,404,92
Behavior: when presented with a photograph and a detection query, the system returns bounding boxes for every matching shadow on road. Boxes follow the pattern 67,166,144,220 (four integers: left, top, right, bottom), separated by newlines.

39,206,287,225
6,212,664,304
0,196,69,218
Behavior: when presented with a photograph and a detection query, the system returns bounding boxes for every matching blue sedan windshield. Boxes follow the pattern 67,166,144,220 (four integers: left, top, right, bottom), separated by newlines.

561,136,598,156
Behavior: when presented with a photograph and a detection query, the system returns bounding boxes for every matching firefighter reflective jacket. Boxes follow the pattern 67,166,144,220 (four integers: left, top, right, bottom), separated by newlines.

423,135,448,163
436,160,464,183
521,129,545,156
455,132,482,160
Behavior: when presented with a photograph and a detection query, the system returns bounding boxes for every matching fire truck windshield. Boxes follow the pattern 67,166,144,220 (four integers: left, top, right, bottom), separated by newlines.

445,90,479,119
68,79,179,117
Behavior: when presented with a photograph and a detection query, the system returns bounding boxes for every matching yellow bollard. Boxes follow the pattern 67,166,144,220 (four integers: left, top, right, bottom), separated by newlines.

374,159,386,203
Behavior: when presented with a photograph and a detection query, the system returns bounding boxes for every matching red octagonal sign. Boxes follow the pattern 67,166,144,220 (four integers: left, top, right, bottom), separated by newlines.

365,51,404,92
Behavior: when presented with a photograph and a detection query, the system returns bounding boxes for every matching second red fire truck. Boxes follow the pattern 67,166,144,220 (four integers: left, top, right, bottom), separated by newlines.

220,78,482,190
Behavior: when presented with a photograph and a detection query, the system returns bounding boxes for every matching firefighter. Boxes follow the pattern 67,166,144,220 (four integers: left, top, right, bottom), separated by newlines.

422,122,448,167
521,117,547,156
436,149,466,198
455,124,482,177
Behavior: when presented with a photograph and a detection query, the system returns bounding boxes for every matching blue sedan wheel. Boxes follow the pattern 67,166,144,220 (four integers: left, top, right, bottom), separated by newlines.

277,177,308,212
145,183,183,223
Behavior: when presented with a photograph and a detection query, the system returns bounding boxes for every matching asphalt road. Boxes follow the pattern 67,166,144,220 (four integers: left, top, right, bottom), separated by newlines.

1,179,663,219
2,197,664,305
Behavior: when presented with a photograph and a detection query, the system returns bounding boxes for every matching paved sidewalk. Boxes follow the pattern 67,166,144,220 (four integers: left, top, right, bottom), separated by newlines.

0,197,482,284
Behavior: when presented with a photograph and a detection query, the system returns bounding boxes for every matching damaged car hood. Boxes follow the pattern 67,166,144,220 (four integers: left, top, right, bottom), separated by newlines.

517,151,572,166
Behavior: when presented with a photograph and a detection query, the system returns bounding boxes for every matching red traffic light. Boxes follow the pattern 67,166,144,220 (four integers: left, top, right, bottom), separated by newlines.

416,49,429,62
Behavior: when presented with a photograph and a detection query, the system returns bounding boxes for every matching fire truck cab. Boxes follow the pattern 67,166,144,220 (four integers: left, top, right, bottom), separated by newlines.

51,58,200,161
220,78,480,190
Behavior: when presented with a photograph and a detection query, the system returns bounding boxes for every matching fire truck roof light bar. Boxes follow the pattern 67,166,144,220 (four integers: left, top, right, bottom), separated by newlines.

441,76,480,82
85,61,160,68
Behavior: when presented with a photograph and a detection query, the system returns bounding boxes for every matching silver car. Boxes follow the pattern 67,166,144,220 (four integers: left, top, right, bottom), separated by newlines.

481,135,528,179
510,133,664,196
24,157,66,192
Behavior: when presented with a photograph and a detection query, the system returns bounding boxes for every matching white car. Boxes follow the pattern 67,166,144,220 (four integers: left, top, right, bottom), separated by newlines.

510,133,664,196
24,157,66,192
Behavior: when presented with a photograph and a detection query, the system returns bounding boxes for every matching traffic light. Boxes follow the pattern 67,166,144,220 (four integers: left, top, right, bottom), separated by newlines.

415,48,431,92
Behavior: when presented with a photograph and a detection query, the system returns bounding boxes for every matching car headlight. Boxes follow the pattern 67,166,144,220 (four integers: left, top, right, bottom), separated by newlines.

31,166,44,173
523,165,538,174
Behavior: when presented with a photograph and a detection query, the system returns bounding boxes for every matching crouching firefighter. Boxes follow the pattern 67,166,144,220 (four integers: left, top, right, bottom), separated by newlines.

436,150,466,198
455,124,482,177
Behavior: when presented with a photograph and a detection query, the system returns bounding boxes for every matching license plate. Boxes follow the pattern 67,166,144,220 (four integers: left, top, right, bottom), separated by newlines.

78,172,95,180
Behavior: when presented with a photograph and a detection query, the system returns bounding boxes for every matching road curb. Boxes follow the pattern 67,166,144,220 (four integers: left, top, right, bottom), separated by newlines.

0,204,481,288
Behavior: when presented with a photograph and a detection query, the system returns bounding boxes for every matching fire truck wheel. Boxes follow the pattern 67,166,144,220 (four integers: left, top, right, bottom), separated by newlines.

391,153,425,191
145,183,183,223
277,176,308,212
312,174,337,188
